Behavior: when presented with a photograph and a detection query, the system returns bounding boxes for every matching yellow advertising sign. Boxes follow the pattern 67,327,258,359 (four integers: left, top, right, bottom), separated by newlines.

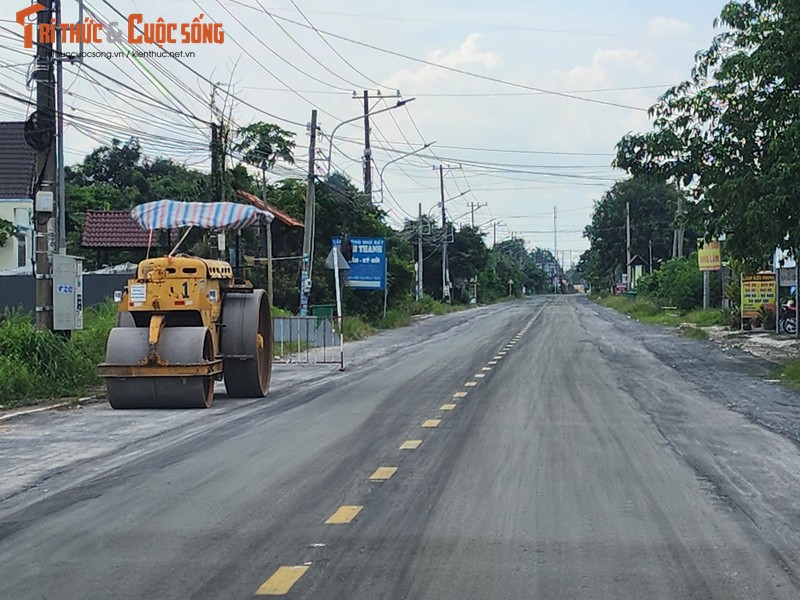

741,273,777,319
697,239,721,271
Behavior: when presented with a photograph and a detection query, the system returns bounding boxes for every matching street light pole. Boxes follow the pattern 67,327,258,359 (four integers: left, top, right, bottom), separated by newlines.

325,98,416,176
378,142,435,203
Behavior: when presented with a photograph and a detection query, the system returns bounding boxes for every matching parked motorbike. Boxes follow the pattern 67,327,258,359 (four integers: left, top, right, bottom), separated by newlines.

779,302,797,334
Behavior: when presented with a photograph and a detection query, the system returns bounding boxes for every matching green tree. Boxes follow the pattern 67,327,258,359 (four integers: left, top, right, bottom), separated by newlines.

615,0,800,267
0,217,15,247
582,177,687,290
234,122,296,172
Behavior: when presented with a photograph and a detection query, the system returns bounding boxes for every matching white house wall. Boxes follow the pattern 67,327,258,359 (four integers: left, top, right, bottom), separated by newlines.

0,199,32,271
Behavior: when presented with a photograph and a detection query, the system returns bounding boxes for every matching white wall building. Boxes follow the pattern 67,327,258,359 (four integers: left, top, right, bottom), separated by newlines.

0,122,35,271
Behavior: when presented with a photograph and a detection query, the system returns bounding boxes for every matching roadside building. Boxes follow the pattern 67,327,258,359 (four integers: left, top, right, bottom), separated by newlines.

0,122,35,271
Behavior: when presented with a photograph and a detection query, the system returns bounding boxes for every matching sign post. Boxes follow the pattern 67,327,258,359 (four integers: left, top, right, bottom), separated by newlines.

698,239,722,310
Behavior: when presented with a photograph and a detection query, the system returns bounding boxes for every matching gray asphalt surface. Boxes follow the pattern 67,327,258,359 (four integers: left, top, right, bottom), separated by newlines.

2,296,800,599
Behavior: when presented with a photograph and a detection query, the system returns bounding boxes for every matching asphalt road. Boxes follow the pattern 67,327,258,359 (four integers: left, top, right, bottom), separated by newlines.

2,296,800,599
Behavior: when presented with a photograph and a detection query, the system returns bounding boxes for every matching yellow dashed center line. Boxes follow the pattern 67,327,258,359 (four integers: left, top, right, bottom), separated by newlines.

453,391,468,398
440,403,456,411
423,418,442,428
400,439,422,450
325,505,363,524
370,467,398,481
257,566,309,595
465,381,478,387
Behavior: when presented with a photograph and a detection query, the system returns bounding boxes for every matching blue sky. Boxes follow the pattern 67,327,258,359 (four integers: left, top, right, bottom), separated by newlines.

0,0,731,260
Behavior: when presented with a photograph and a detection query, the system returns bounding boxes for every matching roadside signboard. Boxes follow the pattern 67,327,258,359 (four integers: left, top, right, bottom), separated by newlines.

332,237,386,290
349,237,386,289
697,239,721,271
741,273,777,319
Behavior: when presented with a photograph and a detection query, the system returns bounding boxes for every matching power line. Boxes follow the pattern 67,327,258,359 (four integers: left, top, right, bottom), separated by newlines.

247,9,649,112
287,0,386,89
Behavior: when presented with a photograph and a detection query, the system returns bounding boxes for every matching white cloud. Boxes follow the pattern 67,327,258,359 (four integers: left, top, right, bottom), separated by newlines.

384,33,500,89
647,16,692,39
555,49,655,88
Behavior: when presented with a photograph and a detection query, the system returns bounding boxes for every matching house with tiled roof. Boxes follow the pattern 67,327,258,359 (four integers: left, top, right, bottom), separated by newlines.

0,122,36,271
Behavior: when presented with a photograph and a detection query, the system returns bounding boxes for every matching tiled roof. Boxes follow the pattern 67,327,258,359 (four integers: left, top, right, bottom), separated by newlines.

81,210,153,248
0,122,36,199
235,190,304,228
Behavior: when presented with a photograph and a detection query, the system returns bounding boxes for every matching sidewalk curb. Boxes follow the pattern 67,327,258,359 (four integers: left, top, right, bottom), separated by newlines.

0,396,99,423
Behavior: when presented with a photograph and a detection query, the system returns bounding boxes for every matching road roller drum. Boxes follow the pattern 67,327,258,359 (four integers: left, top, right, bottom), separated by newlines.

104,326,216,409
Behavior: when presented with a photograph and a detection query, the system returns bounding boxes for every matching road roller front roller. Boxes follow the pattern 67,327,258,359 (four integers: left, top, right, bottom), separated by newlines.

97,255,273,409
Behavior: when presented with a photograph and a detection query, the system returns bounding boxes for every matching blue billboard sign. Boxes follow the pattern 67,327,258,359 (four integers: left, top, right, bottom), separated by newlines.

332,236,386,290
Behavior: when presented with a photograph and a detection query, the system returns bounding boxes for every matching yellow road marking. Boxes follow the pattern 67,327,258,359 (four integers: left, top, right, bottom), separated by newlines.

465,381,478,387
325,505,363,524
482,367,492,371
440,403,456,410
488,360,498,365
423,419,441,428
474,373,485,378
256,566,309,595
400,439,422,450
370,466,398,480
453,391,468,398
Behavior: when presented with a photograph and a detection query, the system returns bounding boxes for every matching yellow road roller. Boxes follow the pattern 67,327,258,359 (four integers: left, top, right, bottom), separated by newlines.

97,200,274,409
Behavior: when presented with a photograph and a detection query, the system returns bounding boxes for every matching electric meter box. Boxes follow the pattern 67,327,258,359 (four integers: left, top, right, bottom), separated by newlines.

35,190,54,213
52,254,84,331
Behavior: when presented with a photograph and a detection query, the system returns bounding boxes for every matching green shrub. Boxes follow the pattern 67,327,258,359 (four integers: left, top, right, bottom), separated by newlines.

637,257,703,311
342,316,376,340
0,303,119,409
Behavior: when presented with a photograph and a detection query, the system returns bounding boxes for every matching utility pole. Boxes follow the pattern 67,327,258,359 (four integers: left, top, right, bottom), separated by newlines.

261,168,273,307
362,90,372,201
439,165,449,303
626,200,632,288
55,1,66,254
553,207,558,293
32,0,56,330
673,196,684,258
493,221,497,247
553,206,558,265
299,109,317,317
468,201,486,228
417,202,423,301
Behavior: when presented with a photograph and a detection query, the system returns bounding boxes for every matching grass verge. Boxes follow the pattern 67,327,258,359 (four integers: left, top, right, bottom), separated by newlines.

593,295,727,329
0,301,115,410
769,358,800,390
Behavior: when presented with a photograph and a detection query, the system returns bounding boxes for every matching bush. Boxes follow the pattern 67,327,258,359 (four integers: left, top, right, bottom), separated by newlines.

0,310,101,408
341,316,376,340
636,257,703,311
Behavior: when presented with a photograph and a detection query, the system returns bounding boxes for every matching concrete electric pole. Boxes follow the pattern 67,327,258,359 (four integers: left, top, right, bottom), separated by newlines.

362,90,372,202
32,0,56,330
417,202,424,301
299,109,317,317
439,165,449,302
